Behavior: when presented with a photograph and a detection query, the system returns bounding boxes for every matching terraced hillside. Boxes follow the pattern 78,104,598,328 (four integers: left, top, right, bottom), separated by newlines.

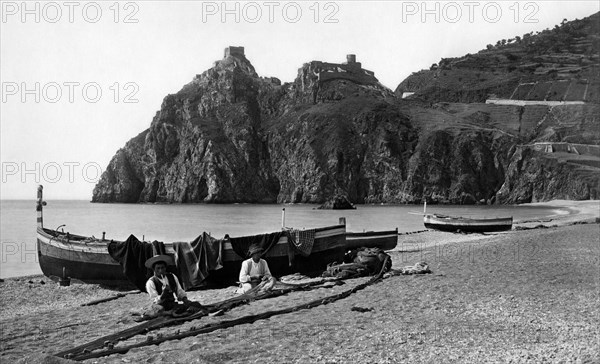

396,13,600,104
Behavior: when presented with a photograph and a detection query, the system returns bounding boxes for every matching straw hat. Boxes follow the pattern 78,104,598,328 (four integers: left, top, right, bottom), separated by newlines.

145,254,173,269
248,245,264,257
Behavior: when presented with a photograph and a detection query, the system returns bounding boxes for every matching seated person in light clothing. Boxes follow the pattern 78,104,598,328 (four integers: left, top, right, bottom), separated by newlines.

237,245,276,294
140,254,204,319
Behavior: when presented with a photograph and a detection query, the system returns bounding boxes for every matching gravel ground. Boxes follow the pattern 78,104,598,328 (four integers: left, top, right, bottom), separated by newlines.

1,203,598,364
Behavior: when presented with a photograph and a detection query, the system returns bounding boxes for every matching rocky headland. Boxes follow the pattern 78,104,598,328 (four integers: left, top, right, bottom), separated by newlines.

93,13,600,204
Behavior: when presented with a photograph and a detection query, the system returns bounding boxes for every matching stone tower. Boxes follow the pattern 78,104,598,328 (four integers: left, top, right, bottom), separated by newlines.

344,54,362,69
224,46,245,58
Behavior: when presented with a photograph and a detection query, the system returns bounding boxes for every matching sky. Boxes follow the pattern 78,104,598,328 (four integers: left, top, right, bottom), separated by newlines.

1,0,598,200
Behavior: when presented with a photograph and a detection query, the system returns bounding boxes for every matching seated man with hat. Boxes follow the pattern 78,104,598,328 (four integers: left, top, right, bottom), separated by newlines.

237,244,276,294
142,254,203,319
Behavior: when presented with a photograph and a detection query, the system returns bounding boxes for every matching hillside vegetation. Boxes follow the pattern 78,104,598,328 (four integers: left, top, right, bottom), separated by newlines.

396,13,599,103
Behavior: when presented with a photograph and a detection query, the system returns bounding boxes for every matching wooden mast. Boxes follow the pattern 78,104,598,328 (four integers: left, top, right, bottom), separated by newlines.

37,185,45,228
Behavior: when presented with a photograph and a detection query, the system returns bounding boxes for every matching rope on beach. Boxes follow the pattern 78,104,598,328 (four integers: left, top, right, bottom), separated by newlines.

60,257,390,361
54,278,345,360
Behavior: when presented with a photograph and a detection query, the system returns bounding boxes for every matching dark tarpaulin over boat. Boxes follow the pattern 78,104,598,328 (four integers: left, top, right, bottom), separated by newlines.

228,231,285,259
172,233,224,290
108,235,172,292
108,232,287,291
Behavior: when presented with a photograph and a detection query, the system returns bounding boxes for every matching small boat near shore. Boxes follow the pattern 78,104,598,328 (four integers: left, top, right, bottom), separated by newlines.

423,213,513,233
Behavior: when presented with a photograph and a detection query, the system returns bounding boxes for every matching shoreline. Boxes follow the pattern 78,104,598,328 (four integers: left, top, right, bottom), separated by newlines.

1,199,598,363
2,199,597,281
4,197,595,285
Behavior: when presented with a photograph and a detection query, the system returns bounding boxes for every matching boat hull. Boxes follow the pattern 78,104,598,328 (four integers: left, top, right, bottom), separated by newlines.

424,214,513,233
37,227,131,286
37,225,347,286
209,225,347,284
345,229,398,251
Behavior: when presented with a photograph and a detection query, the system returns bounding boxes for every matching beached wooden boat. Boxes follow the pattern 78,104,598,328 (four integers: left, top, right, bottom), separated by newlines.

345,229,398,251
209,225,347,284
36,186,347,287
37,227,131,286
423,213,513,233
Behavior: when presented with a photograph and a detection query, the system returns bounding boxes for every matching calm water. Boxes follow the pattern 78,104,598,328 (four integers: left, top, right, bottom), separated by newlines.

0,200,562,278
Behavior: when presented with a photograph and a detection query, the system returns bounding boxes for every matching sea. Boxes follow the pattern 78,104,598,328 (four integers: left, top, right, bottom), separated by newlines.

0,200,564,279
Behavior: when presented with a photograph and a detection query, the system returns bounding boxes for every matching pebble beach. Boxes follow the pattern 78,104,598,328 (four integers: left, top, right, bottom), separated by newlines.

1,201,598,364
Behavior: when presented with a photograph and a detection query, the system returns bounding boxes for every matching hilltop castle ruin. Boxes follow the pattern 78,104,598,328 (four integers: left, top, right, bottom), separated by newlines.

222,46,379,87
307,54,379,86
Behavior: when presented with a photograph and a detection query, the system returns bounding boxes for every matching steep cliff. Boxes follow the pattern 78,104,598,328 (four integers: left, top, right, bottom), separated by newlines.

394,12,600,203
402,102,600,204
94,13,600,204
496,104,600,203
93,49,419,203
94,49,281,203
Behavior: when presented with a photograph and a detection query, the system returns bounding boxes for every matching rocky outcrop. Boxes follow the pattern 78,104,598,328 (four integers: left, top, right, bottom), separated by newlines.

92,131,147,203
318,195,356,210
400,102,600,205
94,48,424,204
94,49,281,203
400,130,507,204
496,148,597,204
94,13,600,204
